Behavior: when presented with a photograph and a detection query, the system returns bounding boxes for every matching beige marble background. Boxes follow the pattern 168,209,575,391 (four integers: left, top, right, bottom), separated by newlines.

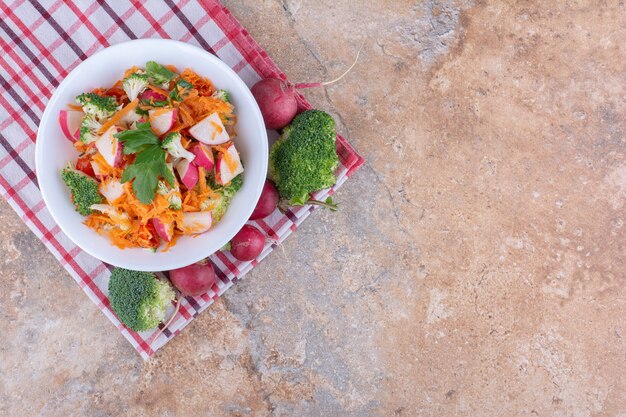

2,1,625,416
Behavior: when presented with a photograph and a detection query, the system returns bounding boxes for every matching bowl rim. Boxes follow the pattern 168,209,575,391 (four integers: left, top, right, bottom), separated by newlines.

35,38,267,271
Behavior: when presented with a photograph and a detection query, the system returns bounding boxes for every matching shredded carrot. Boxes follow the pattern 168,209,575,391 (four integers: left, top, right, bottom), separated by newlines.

123,66,140,77
67,103,83,111
92,152,121,177
91,87,106,95
164,64,178,73
181,68,215,96
180,136,190,148
73,141,87,153
98,99,138,133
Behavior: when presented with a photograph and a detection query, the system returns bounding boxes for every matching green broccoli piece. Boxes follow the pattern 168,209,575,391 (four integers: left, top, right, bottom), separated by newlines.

201,173,243,222
60,164,103,215
75,92,118,121
162,132,195,161
145,61,177,86
108,268,175,332
157,180,182,210
269,110,338,204
212,89,230,103
122,72,149,101
79,115,102,144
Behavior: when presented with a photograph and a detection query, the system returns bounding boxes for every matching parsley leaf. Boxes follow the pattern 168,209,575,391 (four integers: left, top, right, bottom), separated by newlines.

114,122,159,154
121,145,175,204
145,61,177,85
117,123,175,204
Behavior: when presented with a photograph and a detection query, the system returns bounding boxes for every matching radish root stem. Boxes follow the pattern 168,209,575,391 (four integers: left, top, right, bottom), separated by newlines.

295,41,364,89
150,296,181,345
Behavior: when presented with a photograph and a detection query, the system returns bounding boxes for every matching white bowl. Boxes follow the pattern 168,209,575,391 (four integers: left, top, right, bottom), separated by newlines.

36,39,268,271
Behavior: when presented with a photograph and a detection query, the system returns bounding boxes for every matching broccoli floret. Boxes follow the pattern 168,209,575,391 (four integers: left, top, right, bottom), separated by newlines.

61,164,103,215
269,110,338,205
161,132,195,161
79,115,102,144
157,180,182,210
145,61,177,86
200,174,242,221
212,89,230,103
108,268,175,332
122,73,149,101
76,92,118,121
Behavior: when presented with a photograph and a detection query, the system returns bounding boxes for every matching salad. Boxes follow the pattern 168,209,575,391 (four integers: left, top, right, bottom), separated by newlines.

59,61,244,250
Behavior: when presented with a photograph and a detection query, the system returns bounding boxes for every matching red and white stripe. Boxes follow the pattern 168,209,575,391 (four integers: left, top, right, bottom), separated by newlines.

0,0,364,360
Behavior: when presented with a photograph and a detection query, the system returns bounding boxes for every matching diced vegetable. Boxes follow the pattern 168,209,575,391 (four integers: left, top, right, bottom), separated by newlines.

152,217,174,242
59,109,83,143
99,178,125,204
189,142,214,171
178,211,212,234
162,132,195,161
188,112,230,145
175,158,199,190
215,142,243,185
95,125,124,167
148,108,177,136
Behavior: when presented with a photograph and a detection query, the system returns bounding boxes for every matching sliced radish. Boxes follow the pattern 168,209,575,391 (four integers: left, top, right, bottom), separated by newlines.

99,178,125,204
190,142,214,171
189,112,230,145
176,158,199,190
148,108,177,136
139,90,167,102
152,218,174,242
178,211,212,234
91,160,106,179
95,126,124,167
59,109,83,143
215,142,244,185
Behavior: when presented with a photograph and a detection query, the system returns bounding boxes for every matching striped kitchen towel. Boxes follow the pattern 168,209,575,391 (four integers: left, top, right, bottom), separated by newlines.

0,0,364,359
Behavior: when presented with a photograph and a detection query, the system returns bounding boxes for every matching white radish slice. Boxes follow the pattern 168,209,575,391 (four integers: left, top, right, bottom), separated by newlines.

59,109,83,143
152,218,174,242
188,112,230,145
215,142,244,185
95,126,124,167
99,178,125,204
179,211,212,234
148,108,177,136
175,158,199,190
190,142,214,171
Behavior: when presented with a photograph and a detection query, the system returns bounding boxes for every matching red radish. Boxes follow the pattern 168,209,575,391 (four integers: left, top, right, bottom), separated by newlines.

99,178,125,204
168,260,217,296
59,109,83,142
149,108,177,136
95,126,124,167
176,158,199,190
249,179,279,220
230,224,265,261
251,79,298,130
190,143,214,171
189,112,230,145
152,218,174,242
179,211,213,234
251,44,362,129
139,90,167,102
215,142,244,185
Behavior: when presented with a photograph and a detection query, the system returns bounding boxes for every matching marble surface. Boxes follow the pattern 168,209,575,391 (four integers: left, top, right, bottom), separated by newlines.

2,1,625,416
